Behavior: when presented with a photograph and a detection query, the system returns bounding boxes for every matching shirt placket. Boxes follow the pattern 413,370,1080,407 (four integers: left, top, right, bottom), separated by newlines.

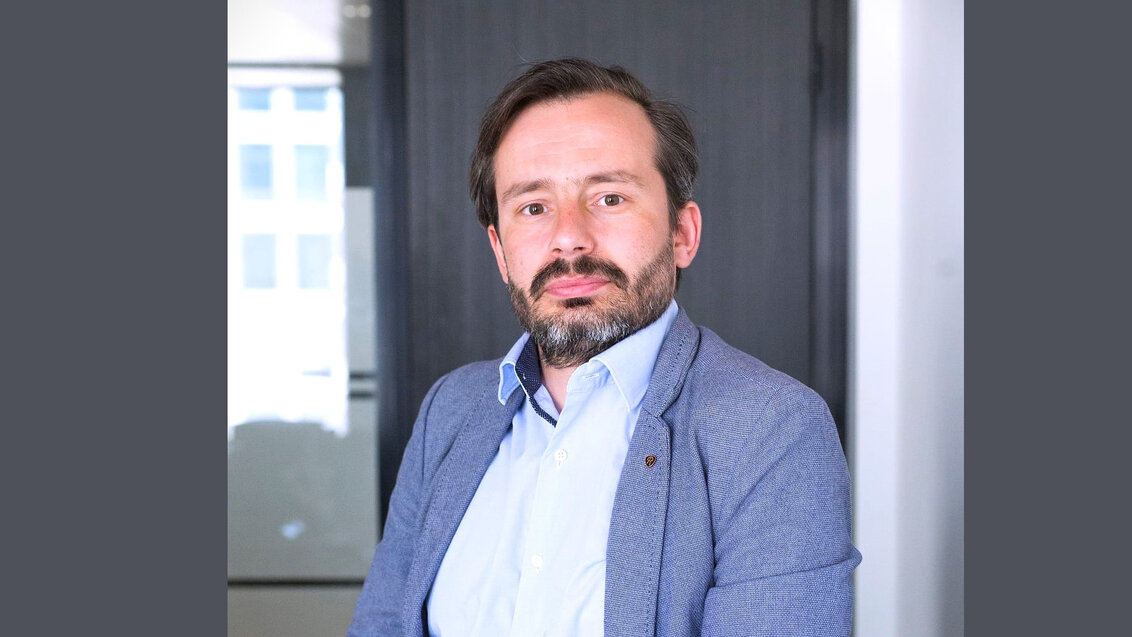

510,368,609,635
509,420,572,635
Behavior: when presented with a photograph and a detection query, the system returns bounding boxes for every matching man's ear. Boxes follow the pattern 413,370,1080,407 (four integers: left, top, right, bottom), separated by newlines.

487,224,510,284
673,201,702,269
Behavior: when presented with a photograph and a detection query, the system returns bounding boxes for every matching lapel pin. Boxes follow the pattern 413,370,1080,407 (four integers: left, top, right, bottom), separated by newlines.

645,454,657,467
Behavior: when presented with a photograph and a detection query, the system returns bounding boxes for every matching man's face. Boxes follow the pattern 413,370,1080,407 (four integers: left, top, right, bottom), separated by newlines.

487,92,701,367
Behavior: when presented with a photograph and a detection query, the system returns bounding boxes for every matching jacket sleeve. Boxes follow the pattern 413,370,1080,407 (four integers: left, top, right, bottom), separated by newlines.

348,375,448,636
701,384,861,637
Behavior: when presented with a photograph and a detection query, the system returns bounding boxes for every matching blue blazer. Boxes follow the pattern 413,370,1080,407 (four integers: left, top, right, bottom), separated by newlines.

349,308,860,636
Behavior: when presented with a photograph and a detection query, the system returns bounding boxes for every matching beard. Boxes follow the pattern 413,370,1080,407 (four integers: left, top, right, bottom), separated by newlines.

507,242,677,368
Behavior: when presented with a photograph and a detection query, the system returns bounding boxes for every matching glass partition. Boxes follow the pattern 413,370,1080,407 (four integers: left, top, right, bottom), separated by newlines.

227,67,376,581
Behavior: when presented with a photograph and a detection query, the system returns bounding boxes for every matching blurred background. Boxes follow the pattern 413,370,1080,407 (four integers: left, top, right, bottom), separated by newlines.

227,0,963,635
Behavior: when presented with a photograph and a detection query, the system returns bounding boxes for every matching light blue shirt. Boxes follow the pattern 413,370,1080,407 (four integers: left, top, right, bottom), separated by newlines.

426,300,679,637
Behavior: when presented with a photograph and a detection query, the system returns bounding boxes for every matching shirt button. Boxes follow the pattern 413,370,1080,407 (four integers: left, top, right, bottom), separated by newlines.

554,448,568,468
530,553,544,572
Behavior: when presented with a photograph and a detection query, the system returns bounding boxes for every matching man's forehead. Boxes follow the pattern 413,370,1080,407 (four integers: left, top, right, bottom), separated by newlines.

493,93,659,184
506,92,649,132
495,94,655,161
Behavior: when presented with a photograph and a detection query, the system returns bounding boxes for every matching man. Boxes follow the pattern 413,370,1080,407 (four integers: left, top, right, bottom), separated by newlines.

350,58,860,637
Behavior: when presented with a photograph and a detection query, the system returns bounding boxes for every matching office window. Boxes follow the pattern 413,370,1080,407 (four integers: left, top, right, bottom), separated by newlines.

242,234,277,289
295,145,329,201
294,87,328,111
239,145,273,200
297,234,332,289
229,69,372,582
237,88,272,110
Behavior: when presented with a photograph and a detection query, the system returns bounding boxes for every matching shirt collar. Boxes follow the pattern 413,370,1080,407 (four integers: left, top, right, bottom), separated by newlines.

497,299,679,410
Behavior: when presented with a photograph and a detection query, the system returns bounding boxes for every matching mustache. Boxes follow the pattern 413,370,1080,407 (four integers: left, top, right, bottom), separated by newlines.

529,255,629,300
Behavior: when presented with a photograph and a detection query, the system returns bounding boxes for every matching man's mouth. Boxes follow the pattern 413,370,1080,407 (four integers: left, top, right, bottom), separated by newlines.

528,255,628,300
543,276,608,299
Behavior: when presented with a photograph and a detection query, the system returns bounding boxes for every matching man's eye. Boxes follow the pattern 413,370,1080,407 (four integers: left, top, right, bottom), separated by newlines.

600,194,623,206
522,203,546,216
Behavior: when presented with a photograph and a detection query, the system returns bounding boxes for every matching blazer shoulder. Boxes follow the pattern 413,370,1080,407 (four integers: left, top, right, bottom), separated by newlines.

670,326,837,451
688,326,823,406
665,328,846,524
411,357,508,471
419,357,504,429
433,358,502,399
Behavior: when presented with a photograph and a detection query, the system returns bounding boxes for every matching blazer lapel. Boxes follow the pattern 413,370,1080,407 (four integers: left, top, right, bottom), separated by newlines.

401,387,524,634
604,309,701,637
604,413,672,637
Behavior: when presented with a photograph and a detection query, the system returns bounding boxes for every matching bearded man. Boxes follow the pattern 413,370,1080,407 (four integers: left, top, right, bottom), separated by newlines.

349,58,860,637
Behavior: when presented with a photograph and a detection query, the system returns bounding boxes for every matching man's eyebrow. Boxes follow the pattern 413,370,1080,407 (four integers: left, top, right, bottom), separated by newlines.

498,178,552,205
498,171,646,205
583,170,646,189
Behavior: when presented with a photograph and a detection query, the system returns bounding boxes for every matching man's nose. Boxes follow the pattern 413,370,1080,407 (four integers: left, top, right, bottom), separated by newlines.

550,201,595,255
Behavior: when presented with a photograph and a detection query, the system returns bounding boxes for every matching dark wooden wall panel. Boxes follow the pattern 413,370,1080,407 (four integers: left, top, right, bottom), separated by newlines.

402,0,821,413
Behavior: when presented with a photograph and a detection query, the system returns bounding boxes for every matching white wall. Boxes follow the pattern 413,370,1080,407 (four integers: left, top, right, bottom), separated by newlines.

850,1,964,635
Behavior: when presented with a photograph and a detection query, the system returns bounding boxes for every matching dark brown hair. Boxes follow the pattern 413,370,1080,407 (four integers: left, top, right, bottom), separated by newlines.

469,58,698,230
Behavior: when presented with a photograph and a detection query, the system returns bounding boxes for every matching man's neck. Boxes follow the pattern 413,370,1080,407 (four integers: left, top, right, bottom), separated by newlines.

538,356,577,413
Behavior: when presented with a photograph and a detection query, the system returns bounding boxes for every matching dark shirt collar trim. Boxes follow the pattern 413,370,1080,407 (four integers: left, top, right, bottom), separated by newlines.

515,337,558,427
